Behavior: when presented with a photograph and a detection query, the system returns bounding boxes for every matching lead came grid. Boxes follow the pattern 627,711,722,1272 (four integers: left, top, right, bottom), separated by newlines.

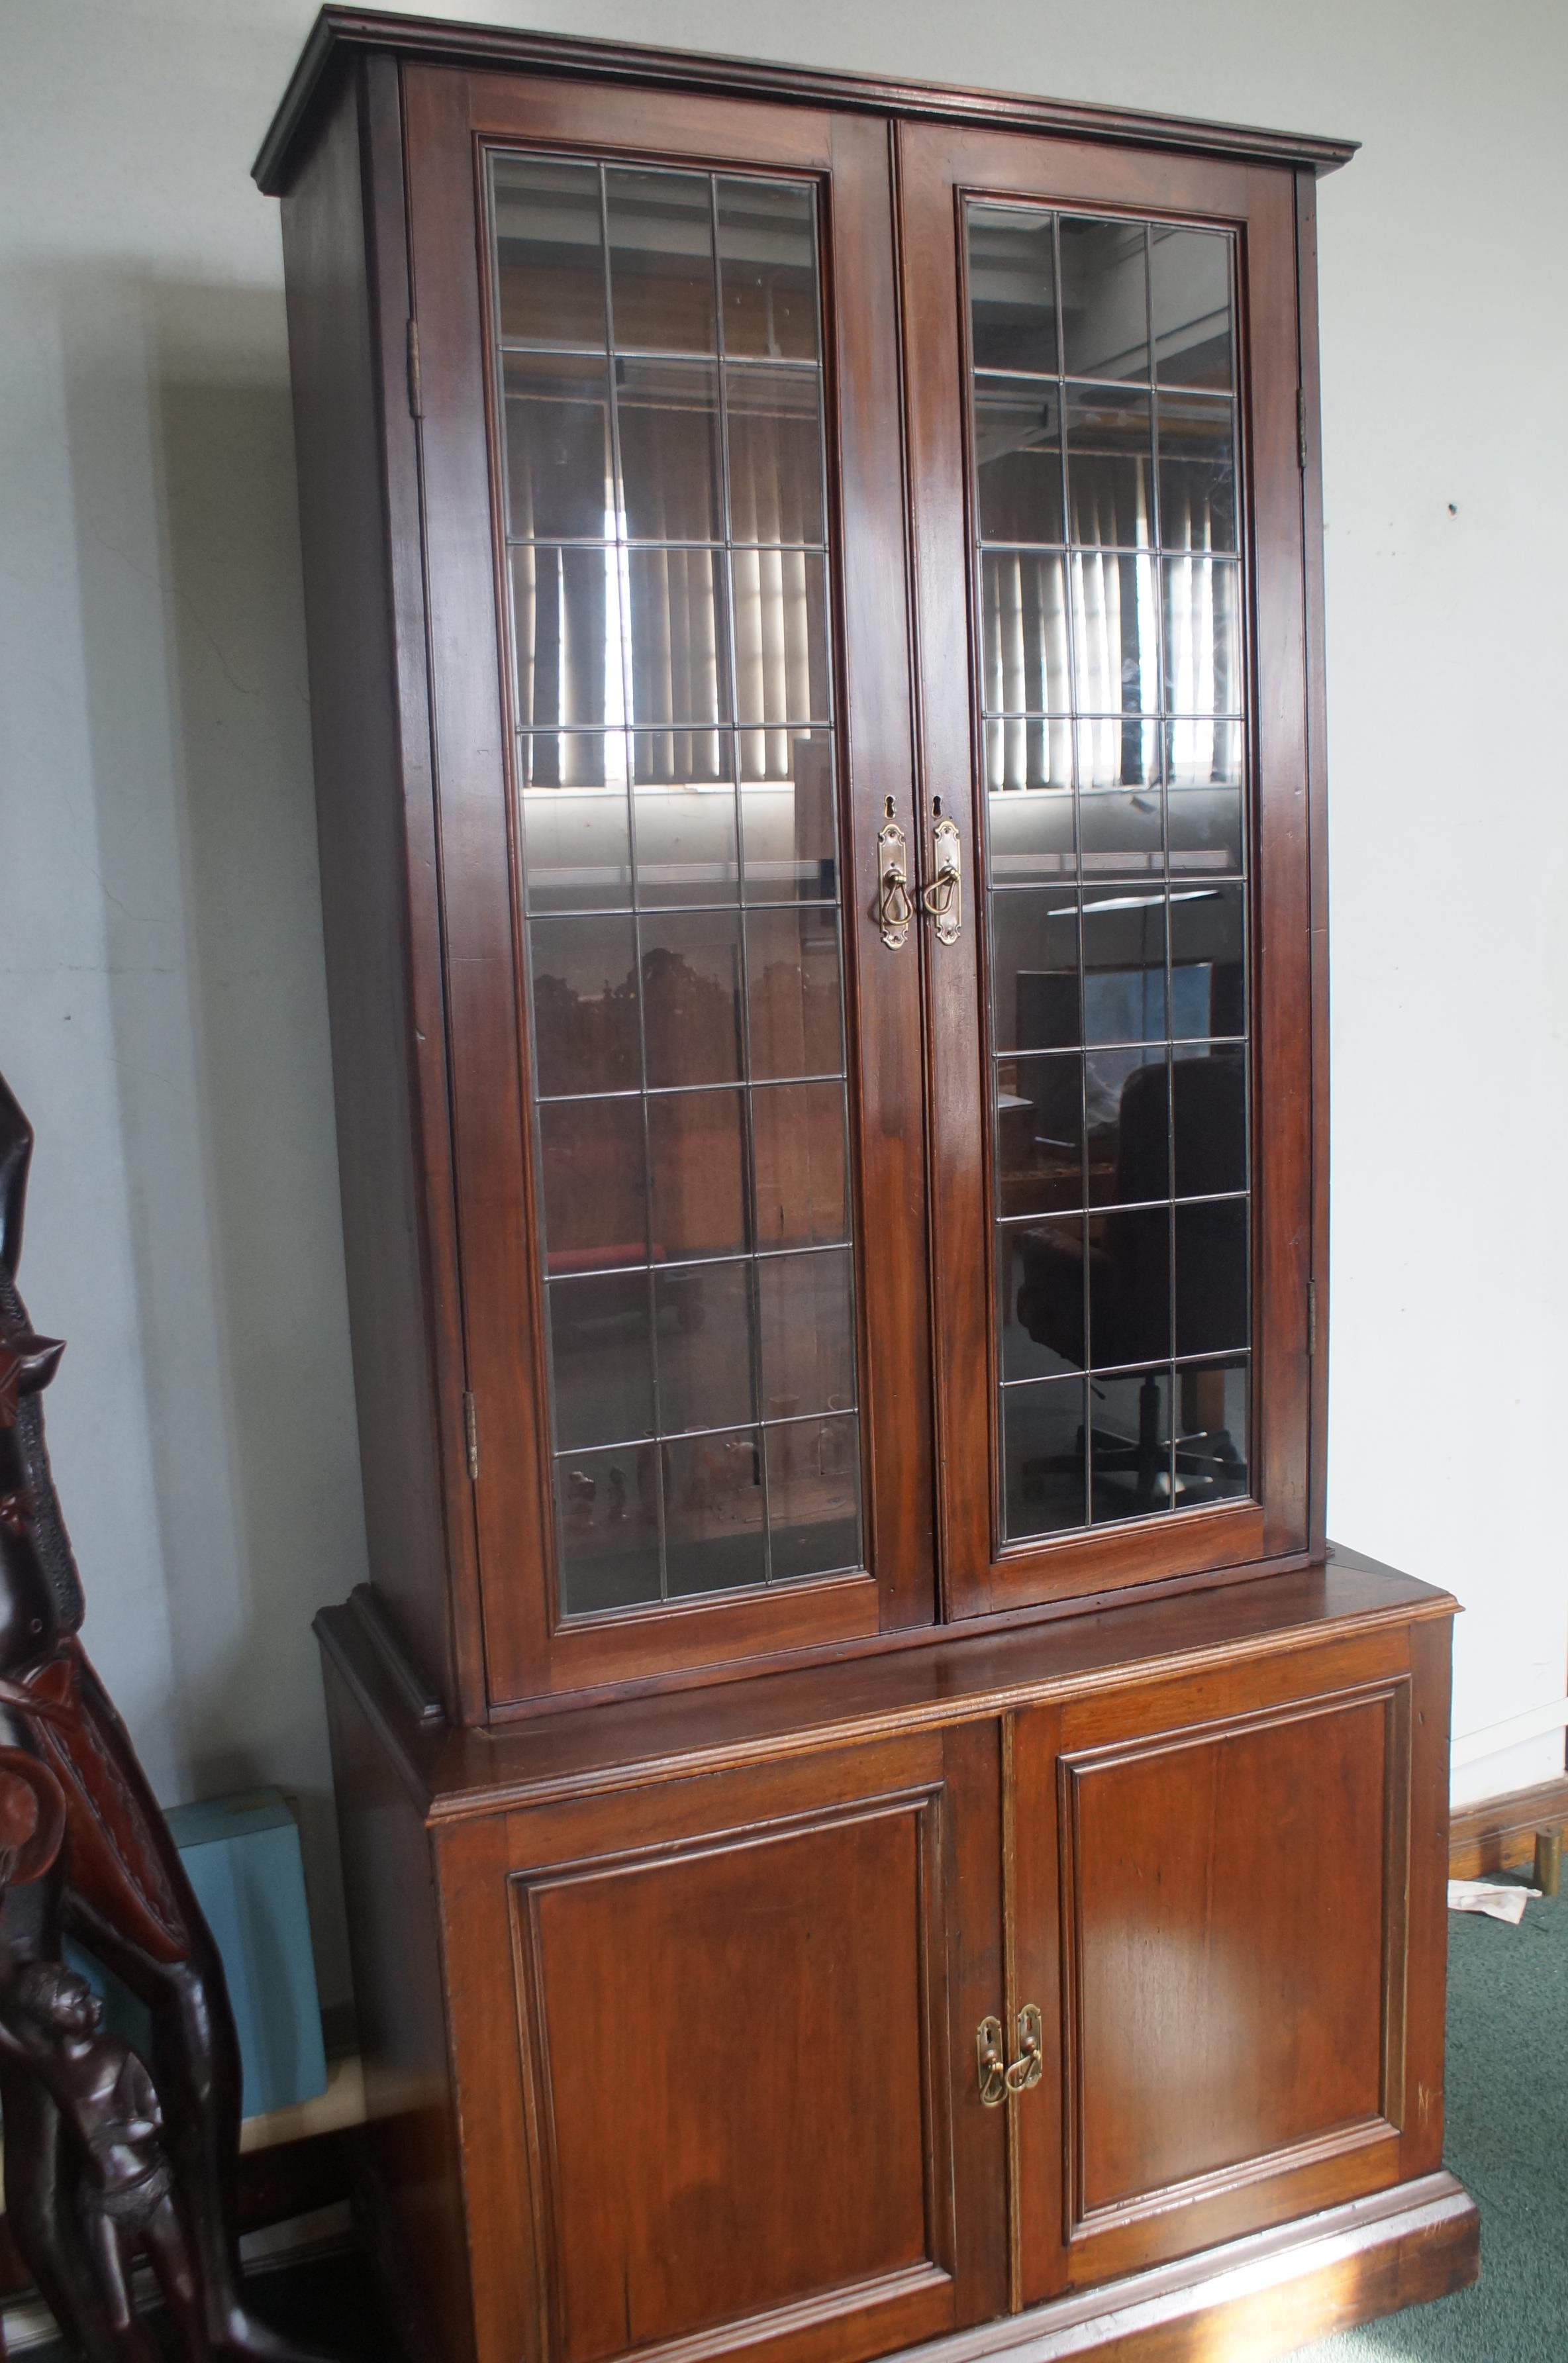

489,155,863,1616
965,205,1252,1538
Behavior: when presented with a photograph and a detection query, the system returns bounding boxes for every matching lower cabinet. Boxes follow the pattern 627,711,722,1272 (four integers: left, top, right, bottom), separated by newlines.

1008,1625,1449,2303
434,1731,1000,2363
324,1580,1469,2363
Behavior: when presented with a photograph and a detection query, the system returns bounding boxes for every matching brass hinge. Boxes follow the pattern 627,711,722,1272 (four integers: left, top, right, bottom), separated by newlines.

1297,386,1308,471
1307,1280,1318,1358
407,318,424,420
462,1389,479,1482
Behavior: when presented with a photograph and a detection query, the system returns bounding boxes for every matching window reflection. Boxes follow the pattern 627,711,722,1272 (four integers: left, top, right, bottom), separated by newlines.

491,153,863,1609
969,201,1251,1542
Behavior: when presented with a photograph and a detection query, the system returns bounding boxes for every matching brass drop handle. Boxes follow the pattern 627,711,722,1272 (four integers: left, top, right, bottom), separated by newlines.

877,819,914,949
976,2015,1007,2108
920,817,961,945
1006,2002,1044,2093
977,2005,1044,2106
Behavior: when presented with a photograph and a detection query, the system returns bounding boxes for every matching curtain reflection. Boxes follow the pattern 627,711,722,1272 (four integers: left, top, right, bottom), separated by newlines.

491,152,861,1611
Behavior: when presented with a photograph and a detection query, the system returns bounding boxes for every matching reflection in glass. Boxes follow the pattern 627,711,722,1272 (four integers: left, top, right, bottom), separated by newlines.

1174,1357,1250,1503
521,745,632,912
495,157,607,348
1163,555,1242,717
1173,1043,1248,1197
975,379,1063,545
1079,787,1163,876
512,545,616,730
1085,1046,1169,1205
740,730,837,900
655,1261,756,1434
607,168,717,353
752,1082,849,1248
982,551,1070,717
997,1055,1083,1217
718,179,819,360
493,155,861,1605
538,1099,648,1267
1174,1199,1248,1357
727,367,825,544
991,888,1080,1054
1083,887,1167,1044
626,548,730,729
1071,552,1158,714
1151,228,1233,389
632,739,740,905
969,207,1058,375
503,354,612,541
1003,1376,1087,1539
1090,1367,1173,1524
766,1419,861,1580
555,1444,661,1614
1002,1215,1086,1375
966,199,1252,1544
648,1090,748,1260
530,915,639,1095
640,912,744,1086
732,550,831,727
1169,883,1246,1038
1158,392,1236,554
758,1250,855,1421
662,1427,765,1593
549,1272,656,1450
1059,216,1149,381
1065,385,1153,548
746,907,843,1080
616,358,722,542
1088,1205,1171,1367
1167,788,1243,877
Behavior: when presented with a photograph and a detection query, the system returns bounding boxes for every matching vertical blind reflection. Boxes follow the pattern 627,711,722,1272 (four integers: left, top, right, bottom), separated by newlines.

967,201,1252,1543
490,152,863,1615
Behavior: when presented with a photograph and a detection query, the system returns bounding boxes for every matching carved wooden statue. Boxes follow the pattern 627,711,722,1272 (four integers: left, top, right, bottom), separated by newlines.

0,1071,332,2362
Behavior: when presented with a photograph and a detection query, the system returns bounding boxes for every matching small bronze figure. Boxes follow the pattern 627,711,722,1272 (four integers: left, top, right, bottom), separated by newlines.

0,1072,333,2362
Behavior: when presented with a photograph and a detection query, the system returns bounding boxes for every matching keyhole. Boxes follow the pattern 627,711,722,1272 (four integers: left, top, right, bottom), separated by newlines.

884,796,895,819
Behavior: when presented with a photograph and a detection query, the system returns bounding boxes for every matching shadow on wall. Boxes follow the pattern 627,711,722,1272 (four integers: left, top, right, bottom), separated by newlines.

56,266,366,2013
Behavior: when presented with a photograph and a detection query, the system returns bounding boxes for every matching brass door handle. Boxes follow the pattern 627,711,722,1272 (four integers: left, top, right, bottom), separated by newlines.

877,819,914,948
1005,2002,1044,2093
920,817,961,945
977,2005,1043,2105
976,2014,1006,2107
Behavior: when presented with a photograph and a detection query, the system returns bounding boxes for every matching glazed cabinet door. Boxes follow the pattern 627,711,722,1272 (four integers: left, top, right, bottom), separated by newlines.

402,66,933,1705
897,125,1317,1619
1003,1621,1451,2297
435,1727,1008,2363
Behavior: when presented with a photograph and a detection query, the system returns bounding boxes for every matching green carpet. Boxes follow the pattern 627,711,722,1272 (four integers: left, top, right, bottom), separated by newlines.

1295,1874,1567,2360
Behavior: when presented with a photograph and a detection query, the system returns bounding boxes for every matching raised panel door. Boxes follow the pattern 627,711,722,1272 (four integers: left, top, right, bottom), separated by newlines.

435,1730,1008,2363
1004,1629,1449,2298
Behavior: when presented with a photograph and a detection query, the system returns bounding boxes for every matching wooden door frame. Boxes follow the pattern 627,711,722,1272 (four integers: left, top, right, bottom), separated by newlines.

402,62,936,1709
895,122,1322,1621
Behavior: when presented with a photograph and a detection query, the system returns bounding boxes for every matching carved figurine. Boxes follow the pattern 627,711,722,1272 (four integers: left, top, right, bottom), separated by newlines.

0,1071,332,2362
0,1956,204,2362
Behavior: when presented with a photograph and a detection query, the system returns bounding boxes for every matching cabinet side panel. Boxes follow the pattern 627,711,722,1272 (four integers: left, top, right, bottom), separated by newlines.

321,1650,473,2362
280,72,461,1712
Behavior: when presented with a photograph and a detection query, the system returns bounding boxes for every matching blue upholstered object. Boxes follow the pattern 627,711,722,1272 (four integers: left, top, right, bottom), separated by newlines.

66,1785,326,2122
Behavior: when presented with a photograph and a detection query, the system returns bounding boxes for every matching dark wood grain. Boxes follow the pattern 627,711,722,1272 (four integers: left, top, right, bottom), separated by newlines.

254,11,1357,198
269,33,1469,2363
279,63,469,1719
